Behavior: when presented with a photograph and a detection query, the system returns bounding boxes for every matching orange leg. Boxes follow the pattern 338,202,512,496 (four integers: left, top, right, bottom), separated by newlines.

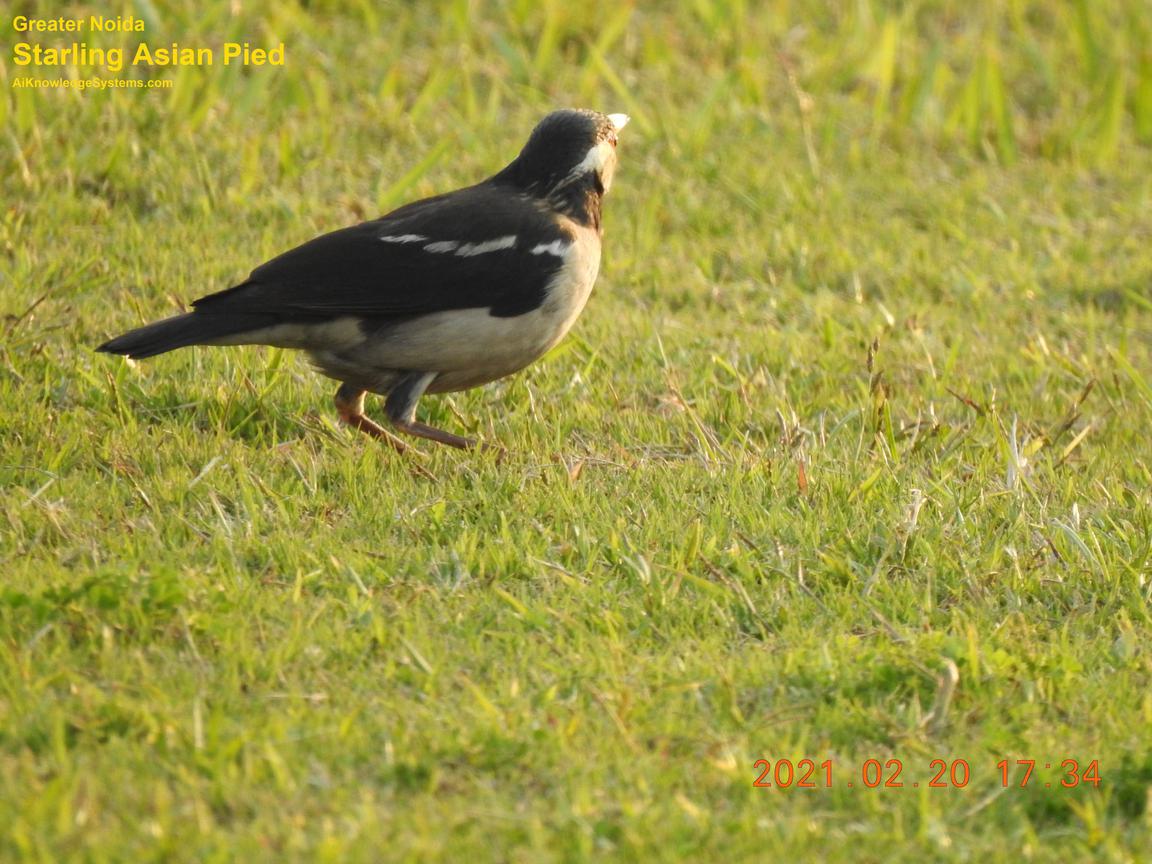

337,376,501,457
384,372,483,450
334,385,409,452
391,418,476,449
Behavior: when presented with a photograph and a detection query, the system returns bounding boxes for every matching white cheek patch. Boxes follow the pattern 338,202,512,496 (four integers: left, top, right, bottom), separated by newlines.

571,140,614,176
530,239,570,258
600,155,618,193
380,234,428,243
560,139,619,193
423,240,459,253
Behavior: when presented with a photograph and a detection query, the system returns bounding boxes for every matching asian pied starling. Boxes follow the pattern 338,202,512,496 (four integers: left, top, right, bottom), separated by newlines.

97,108,629,451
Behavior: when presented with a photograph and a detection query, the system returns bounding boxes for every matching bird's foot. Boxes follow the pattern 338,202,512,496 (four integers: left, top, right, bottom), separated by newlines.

338,414,437,480
392,419,475,450
335,386,438,479
336,404,409,453
392,419,508,460
336,384,504,464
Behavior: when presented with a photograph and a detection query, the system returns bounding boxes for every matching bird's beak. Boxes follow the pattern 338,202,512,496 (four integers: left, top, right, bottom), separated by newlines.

607,113,630,131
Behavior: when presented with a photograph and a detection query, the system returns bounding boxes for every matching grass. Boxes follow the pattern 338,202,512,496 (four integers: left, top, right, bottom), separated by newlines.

3,0,1152,859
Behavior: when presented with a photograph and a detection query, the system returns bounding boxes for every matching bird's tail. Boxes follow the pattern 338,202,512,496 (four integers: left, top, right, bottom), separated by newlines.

96,312,256,359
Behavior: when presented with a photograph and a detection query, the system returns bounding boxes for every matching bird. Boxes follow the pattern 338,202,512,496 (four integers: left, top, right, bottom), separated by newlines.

97,108,629,452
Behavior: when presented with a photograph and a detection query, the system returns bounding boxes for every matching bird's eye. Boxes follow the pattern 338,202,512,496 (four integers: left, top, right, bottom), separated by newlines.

607,131,618,147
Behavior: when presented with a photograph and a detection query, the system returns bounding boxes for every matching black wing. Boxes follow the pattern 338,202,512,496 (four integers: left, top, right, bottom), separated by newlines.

193,184,570,321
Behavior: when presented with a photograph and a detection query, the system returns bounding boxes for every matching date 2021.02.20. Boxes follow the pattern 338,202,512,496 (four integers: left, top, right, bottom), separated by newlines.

752,758,1102,790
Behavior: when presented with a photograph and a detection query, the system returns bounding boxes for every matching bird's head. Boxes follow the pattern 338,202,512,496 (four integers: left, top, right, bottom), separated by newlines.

492,109,629,221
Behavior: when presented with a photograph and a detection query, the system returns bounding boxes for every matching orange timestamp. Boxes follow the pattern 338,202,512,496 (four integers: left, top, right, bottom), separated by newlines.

752,758,1102,789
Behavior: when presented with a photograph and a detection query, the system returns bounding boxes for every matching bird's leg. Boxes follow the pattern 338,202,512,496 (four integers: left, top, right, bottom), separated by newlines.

334,383,409,452
385,371,478,450
396,419,478,449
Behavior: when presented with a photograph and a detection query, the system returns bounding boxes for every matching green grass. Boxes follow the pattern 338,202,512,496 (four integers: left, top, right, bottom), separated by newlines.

3,0,1152,859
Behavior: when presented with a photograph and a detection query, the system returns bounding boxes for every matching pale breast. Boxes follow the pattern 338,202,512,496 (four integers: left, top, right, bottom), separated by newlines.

538,223,601,345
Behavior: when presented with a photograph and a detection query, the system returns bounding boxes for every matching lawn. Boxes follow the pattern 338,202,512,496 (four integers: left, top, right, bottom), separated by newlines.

2,0,1152,860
